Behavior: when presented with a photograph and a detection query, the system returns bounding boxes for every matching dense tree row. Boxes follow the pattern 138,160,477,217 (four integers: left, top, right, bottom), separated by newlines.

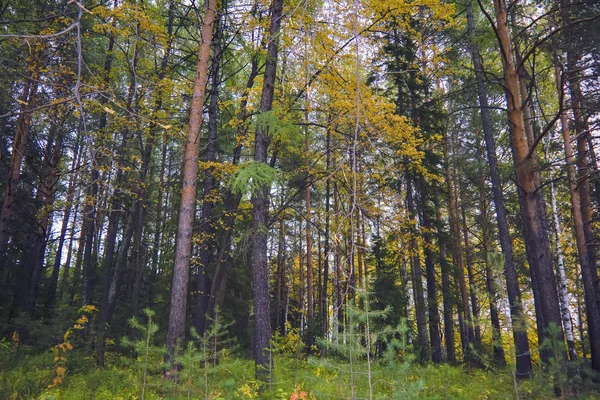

1,0,600,386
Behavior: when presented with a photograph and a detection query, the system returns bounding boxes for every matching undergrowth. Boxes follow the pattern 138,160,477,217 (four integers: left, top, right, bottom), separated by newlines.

2,350,599,399
2,310,599,399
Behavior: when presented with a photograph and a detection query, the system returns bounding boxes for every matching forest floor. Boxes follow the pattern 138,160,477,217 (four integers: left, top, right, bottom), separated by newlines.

1,348,599,400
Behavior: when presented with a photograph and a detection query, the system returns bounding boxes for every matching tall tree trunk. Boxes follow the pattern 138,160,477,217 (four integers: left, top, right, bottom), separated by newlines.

12,126,61,318
193,12,223,335
274,217,286,332
166,0,218,359
0,79,37,276
149,3,175,306
443,130,474,363
549,176,577,361
435,204,456,364
250,0,284,382
566,51,600,301
47,133,83,314
299,219,305,333
97,36,142,364
556,50,600,369
205,56,259,320
478,177,505,366
460,191,481,348
561,0,600,300
69,223,86,306
333,162,343,330
492,0,565,362
418,180,441,363
25,126,63,317
61,186,82,294
304,131,314,327
149,135,168,306
406,177,429,362
321,126,331,340
466,0,531,376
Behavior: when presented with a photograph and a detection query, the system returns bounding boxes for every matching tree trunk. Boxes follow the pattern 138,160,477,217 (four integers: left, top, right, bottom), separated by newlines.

460,190,481,348
467,0,531,377
0,79,37,275
47,132,83,314
274,217,286,332
435,204,456,364
166,0,218,359
443,130,474,364
205,56,259,320
250,0,284,381
304,131,314,327
321,126,331,340
193,12,223,335
478,175,506,366
149,135,168,306
406,177,429,362
25,126,63,317
418,180,441,363
556,50,600,369
492,0,565,363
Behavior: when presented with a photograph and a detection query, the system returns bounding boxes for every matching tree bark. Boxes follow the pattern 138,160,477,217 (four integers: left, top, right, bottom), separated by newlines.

418,180,442,363
0,79,37,275
467,0,531,376
47,132,83,314
166,0,218,358
460,191,481,348
478,174,506,366
492,0,565,363
443,129,474,364
205,56,259,321
435,204,456,364
406,177,429,362
193,11,223,335
321,126,331,341
556,49,600,369
304,131,314,327
250,0,284,381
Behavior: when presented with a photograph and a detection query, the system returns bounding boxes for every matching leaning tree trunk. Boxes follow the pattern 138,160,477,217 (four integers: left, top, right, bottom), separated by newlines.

193,12,223,335
492,0,565,363
466,0,531,376
166,0,218,359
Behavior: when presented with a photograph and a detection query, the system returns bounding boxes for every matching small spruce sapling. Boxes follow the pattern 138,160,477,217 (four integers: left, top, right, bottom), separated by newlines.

121,308,165,400
176,308,235,399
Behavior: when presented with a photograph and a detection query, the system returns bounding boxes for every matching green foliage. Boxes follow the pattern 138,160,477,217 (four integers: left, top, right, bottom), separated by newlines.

371,235,409,327
272,322,304,356
120,308,165,400
254,109,302,147
174,310,236,399
3,348,600,399
229,161,279,196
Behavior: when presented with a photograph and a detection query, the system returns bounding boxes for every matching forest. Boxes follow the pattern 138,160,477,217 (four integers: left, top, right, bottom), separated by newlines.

1,0,600,398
